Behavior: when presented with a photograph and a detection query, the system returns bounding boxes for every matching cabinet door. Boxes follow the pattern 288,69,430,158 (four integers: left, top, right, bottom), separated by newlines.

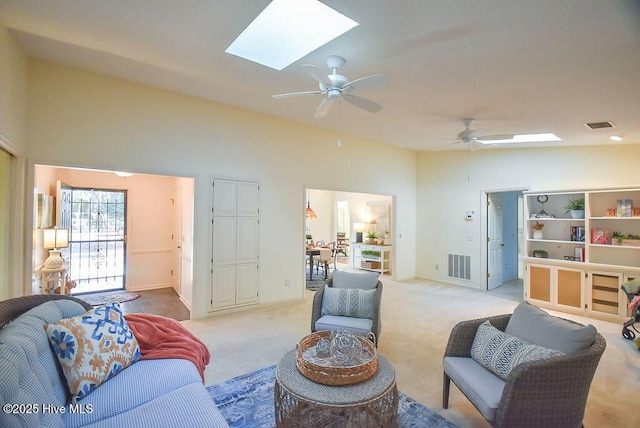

237,217,259,264
556,267,584,310
212,217,236,265
236,263,258,305
237,181,259,216
588,271,623,318
211,265,236,309
213,179,237,216
527,264,552,303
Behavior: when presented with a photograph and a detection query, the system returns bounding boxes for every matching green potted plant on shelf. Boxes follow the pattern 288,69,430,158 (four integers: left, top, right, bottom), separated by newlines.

361,250,381,259
565,197,585,219
532,249,549,258
366,231,378,244
612,231,640,246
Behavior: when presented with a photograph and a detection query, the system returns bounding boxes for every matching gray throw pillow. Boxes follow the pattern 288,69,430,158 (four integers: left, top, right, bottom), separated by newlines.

321,286,376,319
505,302,597,354
471,321,564,380
332,270,379,289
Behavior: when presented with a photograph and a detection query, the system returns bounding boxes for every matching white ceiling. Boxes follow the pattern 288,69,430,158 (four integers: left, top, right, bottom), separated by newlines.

1,0,639,151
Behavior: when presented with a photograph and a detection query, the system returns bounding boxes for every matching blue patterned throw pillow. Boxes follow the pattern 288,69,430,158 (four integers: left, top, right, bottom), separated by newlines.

321,286,376,319
45,302,141,401
470,320,564,380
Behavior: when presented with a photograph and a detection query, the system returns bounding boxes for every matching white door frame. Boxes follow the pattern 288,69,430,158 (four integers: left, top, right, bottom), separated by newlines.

481,187,529,291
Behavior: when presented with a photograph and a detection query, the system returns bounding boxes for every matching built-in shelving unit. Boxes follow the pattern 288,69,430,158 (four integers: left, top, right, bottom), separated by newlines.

523,187,640,321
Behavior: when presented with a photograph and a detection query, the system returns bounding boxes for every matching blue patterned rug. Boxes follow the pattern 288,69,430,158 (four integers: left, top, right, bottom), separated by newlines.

207,365,458,428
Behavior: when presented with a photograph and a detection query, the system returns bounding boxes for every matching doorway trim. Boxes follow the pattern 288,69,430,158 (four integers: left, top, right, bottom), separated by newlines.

481,187,529,291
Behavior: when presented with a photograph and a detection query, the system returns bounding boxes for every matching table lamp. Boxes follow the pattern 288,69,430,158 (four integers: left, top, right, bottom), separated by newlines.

43,227,69,269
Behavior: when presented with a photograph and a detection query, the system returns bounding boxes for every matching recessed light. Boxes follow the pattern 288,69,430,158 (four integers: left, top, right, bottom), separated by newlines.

477,133,562,145
610,135,623,141
225,0,358,70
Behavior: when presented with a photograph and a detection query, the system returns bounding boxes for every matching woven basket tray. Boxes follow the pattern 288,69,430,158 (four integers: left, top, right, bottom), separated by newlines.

296,331,377,386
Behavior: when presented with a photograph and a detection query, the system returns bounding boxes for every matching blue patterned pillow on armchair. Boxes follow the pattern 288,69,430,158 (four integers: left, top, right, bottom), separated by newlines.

45,302,141,401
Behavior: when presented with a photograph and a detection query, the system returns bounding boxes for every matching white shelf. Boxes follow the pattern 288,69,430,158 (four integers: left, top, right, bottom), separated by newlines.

524,187,640,321
528,239,585,245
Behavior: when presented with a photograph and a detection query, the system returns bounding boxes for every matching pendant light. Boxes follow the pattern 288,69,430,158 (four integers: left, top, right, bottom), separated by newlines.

305,189,317,219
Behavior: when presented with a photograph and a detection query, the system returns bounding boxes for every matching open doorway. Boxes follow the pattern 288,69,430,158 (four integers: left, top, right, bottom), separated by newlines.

485,190,525,299
304,188,394,288
33,165,195,310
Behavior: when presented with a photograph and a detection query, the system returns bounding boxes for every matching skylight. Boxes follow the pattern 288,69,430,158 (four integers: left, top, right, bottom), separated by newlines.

225,0,358,71
478,133,562,145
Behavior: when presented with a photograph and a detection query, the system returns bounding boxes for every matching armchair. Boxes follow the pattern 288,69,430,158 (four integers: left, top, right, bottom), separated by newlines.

311,270,382,342
442,302,606,428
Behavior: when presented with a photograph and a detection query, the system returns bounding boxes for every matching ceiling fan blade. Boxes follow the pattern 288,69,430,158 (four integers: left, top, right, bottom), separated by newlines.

435,141,462,151
342,93,383,113
272,90,322,99
474,134,515,141
302,64,333,86
315,97,337,118
343,73,390,91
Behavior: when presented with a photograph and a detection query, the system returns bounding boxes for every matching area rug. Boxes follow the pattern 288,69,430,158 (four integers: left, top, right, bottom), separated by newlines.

77,291,141,306
207,365,458,428
305,268,328,291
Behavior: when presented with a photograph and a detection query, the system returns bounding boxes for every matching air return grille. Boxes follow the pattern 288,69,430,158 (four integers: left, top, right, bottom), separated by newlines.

584,121,615,129
447,254,471,280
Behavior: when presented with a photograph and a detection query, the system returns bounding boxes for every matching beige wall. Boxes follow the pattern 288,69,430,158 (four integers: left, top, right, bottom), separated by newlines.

24,59,417,318
416,145,640,288
0,22,27,298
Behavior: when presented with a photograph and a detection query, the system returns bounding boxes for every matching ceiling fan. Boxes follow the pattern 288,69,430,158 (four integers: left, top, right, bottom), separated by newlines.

272,55,389,118
437,119,514,151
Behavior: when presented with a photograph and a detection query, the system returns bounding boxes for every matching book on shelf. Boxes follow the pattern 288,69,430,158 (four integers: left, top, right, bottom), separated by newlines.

571,226,585,242
616,199,633,217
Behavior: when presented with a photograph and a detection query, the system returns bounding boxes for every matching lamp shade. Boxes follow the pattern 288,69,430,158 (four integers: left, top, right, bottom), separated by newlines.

43,228,69,249
305,202,317,219
353,223,365,232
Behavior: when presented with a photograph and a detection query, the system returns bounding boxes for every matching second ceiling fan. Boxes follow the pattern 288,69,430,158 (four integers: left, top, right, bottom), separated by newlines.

437,119,514,151
273,55,389,118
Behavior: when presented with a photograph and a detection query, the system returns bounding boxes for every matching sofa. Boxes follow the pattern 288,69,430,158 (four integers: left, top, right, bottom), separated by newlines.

0,294,228,428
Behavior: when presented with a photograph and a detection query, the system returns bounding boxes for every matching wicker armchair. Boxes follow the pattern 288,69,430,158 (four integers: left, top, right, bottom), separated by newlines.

443,313,606,428
0,294,92,329
311,276,382,343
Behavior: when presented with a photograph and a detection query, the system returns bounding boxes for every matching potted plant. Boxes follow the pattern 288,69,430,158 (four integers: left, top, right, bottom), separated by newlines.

532,249,548,258
361,250,381,259
366,231,378,244
612,232,640,246
532,221,544,239
565,197,585,219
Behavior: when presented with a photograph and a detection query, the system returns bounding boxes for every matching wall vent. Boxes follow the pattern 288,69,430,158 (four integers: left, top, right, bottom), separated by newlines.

447,254,471,280
584,121,615,129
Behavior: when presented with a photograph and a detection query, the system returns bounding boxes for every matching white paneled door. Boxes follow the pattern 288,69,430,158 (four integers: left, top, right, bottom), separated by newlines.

211,178,259,310
488,194,504,290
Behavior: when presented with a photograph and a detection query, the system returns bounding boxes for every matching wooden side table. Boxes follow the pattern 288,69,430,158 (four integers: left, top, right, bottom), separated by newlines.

41,263,69,294
274,350,398,427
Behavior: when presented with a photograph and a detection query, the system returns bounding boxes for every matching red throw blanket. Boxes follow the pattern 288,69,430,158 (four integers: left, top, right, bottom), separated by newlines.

124,313,210,382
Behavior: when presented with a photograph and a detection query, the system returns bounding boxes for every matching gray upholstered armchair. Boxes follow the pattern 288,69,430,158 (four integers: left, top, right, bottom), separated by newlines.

311,270,382,343
442,302,606,428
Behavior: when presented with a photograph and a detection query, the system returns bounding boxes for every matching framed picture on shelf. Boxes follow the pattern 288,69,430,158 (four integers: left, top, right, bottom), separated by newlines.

591,228,611,245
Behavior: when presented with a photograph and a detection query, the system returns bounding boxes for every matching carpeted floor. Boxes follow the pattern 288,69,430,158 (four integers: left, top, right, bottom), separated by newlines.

75,290,140,306
207,365,458,428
